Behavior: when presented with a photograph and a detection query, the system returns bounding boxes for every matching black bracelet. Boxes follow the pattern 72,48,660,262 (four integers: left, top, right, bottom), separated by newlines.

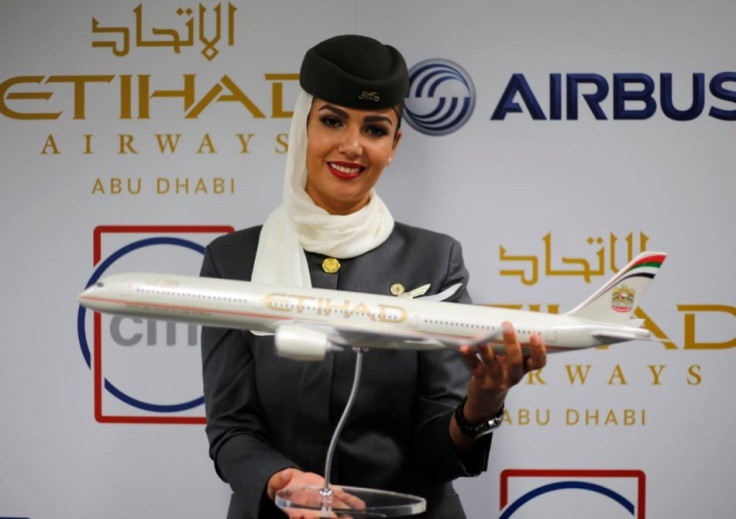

454,397,504,439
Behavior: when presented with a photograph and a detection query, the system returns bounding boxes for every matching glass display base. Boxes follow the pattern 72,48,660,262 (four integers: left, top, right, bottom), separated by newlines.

275,484,426,517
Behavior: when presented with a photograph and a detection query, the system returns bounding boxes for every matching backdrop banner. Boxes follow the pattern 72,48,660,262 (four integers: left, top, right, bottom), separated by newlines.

1,1,733,517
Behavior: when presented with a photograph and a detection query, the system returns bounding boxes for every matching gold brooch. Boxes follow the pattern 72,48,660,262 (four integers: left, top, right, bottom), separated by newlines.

322,257,341,274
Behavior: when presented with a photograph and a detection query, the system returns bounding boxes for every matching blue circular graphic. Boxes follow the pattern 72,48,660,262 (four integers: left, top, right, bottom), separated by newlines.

77,237,205,413
500,480,636,518
404,58,476,135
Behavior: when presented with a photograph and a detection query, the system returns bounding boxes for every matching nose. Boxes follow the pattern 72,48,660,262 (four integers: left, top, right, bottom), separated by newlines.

338,126,362,157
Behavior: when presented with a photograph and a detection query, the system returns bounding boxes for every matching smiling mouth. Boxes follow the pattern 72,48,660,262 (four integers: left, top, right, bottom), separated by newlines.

328,162,365,179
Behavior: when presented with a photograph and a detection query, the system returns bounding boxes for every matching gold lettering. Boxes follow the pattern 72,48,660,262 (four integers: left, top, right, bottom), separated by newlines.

236,133,255,154
117,134,138,154
92,178,105,194
525,369,547,385
527,304,560,314
518,408,530,425
607,364,628,385
265,293,291,312
120,75,132,119
186,75,266,119
351,302,375,320
155,134,182,153
45,75,115,119
175,177,189,193
157,177,170,194
687,364,702,385
84,134,93,154
197,133,216,154
93,177,143,195
585,409,599,425
680,304,736,350
565,364,591,385
503,408,550,426
138,74,196,118
0,76,59,119
213,177,225,194
623,409,638,426
275,133,288,154
294,295,315,313
647,364,665,385
604,409,618,426
535,408,550,425
194,178,207,194
40,134,60,154
323,299,351,316
378,304,408,323
502,408,512,424
567,409,645,427
265,73,299,118
127,177,141,194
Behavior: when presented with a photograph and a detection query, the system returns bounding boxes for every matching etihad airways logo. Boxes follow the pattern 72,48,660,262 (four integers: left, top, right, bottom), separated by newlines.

91,2,237,61
265,293,408,323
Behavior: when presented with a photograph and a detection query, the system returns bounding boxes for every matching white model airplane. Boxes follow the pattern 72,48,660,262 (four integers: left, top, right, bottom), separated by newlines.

78,251,666,361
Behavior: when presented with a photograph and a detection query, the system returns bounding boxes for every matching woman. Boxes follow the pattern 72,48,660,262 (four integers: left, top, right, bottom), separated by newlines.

200,34,546,519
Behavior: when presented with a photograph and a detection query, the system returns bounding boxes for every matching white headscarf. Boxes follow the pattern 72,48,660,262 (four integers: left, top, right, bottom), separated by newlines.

251,91,395,288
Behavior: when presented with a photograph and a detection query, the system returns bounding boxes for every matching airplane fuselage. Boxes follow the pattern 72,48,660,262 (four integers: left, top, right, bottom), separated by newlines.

79,272,651,355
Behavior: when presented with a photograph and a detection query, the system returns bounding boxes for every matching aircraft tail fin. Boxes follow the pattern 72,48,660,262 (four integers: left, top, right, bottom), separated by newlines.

564,251,666,325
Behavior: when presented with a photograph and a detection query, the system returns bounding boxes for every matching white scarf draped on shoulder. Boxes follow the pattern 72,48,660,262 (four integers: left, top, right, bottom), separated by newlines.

251,91,395,288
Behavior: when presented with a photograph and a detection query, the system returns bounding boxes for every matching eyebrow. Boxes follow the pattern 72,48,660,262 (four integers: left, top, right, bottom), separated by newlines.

317,104,394,125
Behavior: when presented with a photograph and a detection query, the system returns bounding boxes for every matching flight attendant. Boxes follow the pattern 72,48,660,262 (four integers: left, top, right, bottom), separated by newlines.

200,34,546,519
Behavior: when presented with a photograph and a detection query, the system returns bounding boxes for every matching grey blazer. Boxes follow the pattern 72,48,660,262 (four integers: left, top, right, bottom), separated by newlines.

200,223,492,519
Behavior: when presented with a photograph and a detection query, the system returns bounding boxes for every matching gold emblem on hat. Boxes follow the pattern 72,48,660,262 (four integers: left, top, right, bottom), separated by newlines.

390,283,405,296
322,257,341,274
358,90,380,102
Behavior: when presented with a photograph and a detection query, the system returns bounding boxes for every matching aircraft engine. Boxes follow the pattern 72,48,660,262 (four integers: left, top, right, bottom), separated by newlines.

274,325,332,361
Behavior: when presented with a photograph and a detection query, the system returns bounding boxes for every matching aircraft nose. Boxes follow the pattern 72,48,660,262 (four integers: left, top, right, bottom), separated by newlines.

79,280,104,300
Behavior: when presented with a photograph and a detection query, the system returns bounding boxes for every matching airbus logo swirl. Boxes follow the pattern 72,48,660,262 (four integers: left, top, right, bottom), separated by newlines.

404,59,476,135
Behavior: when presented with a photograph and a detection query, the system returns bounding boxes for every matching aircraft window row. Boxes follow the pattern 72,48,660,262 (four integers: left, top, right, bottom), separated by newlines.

424,318,495,331
136,287,247,303
516,330,541,336
424,318,541,337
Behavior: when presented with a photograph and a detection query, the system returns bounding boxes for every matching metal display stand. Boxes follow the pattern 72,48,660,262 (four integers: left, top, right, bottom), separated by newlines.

275,348,426,517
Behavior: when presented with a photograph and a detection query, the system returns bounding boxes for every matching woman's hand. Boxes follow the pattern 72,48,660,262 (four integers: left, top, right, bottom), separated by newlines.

267,468,366,518
456,321,547,436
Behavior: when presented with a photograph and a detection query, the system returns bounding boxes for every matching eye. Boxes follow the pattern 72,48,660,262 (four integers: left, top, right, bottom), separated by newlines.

320,115,343,128
364,124,389,137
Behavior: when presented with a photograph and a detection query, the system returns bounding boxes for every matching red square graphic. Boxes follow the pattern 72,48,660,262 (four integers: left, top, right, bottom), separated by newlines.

91,225,233,424
500,469,645,519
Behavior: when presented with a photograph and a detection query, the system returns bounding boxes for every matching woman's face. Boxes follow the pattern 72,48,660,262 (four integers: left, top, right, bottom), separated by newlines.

305,98,402,215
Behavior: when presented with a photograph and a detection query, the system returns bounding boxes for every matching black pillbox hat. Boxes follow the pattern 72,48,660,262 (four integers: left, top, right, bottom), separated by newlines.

299,34,409,109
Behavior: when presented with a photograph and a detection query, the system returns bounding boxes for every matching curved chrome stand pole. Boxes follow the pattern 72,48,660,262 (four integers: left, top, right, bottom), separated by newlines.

274,345,426,517
320,347,367,505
